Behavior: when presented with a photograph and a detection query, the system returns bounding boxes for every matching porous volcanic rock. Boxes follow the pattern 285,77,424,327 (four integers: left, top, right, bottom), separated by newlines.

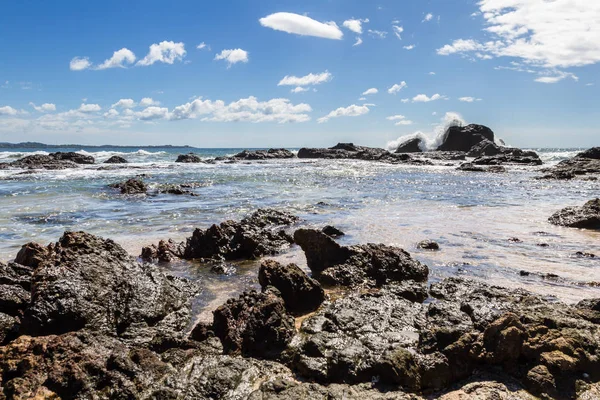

538,147,600,180
109,178,148,194
548,199,600,230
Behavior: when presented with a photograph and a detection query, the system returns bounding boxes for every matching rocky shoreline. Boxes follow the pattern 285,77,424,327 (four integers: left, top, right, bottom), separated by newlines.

1,206,600,399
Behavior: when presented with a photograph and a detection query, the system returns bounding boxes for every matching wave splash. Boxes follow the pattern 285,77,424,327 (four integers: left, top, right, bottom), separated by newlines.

385,112,467,152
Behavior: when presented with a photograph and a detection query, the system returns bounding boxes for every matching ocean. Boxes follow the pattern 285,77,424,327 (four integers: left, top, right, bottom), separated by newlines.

0,146,598,313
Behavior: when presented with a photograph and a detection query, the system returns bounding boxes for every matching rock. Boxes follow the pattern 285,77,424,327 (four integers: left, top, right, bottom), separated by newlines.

417,151,466,161
141,239,184,263
576,147,600,160
16,231,197,344
104,155,128,164
538,148,600,180
548,199,600,229
436,124,495,152
298,143,389,160
294,229,428,288
0,262,33,344
3,154,80,170
417,240,440,250
157,184,199,196
109,178,148,194
322,225,345,237
50,151,95,164
176,153,202,163
258,260,325,315
472,153,542,166
395,138,423,153
212,287,296,358
231,149,295,160
574,251,596,258
467,139,502,157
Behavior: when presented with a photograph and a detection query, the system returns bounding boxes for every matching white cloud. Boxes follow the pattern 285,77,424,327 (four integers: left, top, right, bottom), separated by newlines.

586,83,595,86
403,45,415,50
140,97,160,107
111,99,136,109
401,98,410,103
137,41,186,66
104,109,119,118
413,94,444,102
437,1,600,70
353,37,363,46
0,106,18,116
278,71,332,87
29,102,56,112
137,106,169,121
392,26,403,40
259,12,343,40
534,71,578,84
423,13,434,22
197,42,210,51
97,48,136,70
368,30,387,39
343,18,368,34
78,103,101,112
362,88,378,95
388,81,407,94
358,97,367,101
291,86,309,93
386,114,414,125
429,72,436,75
317,104,369,123
70,57,92,71
458,97,482,102
214,49,249,67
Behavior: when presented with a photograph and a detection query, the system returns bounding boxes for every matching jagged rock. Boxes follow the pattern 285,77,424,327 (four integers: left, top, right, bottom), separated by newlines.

436,124,495,152
467,139,502,157
104,155,128,163
1,154,80,170
457,163,507,173
16,231,197,344
141,239,184,263
417,240,440,250
322,225,345,237
157,184,198,196
50,151,95,164
548,199,600,229
293,228,428,288
109,178,148,194
212,287,296,358
538,148,600,180
472,153,542,166
176,153,202,163
395,138,423,153
258,260,325,315
0,262,33,344
417,151,466,161
231,149,295,160
576,147,600,160
298,143,389,160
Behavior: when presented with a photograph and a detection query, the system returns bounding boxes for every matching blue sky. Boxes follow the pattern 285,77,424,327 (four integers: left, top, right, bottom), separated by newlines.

0,0,598,148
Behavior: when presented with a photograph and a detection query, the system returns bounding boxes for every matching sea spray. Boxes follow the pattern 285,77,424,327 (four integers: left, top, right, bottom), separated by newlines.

386,112,466,152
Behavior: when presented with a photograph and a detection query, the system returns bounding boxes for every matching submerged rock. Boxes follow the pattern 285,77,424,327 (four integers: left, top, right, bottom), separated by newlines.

458,163,507,173
109,178,148,194
548,199,600,230
176,153,202,163
231,148,295,160
50,151,95,164
104,155,128,163
436,124,495,152
472,153,542,166
395,138,423,153
293,228,428,288
417,240,440,250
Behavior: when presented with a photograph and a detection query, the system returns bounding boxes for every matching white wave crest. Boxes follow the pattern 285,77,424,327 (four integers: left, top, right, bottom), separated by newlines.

386,112,467,152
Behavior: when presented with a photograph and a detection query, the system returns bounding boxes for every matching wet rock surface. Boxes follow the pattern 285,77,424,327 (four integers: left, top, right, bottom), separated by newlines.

50,151,95,164
109,177,148,194
0,154,80,170
322,225,345,237
298,143,433,165
230,148,295,160
539,148,600,180
472,152,542,166
457,162,507,173
549,199,600,230
176,153,202,163
395,137,423,153
104,155,128,163
417,240,440,250
436,124,495,152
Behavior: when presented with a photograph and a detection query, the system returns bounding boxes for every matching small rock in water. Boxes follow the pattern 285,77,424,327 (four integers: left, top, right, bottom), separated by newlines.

104,155,128,164
109,178,148,195
549,199,600,230
574,251,596,258
417,239,440,250
322,225,345,237
508,237,522,243
537,243,549,247
210,262,237,275
175,153,202,163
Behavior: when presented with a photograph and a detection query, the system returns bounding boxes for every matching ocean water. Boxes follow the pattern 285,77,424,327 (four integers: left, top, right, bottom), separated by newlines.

0,147,598,312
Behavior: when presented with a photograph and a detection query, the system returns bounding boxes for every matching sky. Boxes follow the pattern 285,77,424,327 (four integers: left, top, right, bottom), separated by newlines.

0,0,599,148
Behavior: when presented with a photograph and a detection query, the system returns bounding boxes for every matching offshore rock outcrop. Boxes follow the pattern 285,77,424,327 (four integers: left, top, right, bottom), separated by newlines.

549,199,600,230
50,151,95,164
109,178,148,194
298,143,433,165
104,155,128,163
539,147,600,180
395,137,423,153
0,154,80,170
176,153,202,163
437,124,495,152
229,148,295,160
141,209,299,262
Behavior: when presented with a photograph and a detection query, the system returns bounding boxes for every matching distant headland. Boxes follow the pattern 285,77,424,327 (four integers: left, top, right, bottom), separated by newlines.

0,142,196,149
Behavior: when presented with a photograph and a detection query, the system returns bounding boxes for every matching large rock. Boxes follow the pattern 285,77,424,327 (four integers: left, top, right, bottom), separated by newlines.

259,260,325,315
548,199,600,230
472,153,542,166
293,229,428,288
1,154,79,170
104,155,128,163
0,262,33,344
231,149,295,160
467,139,502,157
176,153,202,163
50,151,95,164
297,143,433,165
436,124,495,152
395,138,423,153
16,231,197,344
576,147,600,160
108,178,148,194
538,148,600,180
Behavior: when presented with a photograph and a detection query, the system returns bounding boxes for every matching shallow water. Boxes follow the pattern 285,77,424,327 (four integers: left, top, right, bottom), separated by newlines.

0,147,598,308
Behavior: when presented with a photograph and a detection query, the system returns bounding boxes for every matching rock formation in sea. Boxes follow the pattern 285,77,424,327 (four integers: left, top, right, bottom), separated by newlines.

539,147,600,180
549,198,600,229
104,155,128,163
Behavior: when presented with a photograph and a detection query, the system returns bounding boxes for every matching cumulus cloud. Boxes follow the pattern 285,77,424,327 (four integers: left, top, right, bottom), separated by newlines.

388,81,407,94
387,115,413,125
111,99,136,109
137,106,169,121
278,71,332,87
317,104,369,123
29,102,56,112
392,26,404,40
137,41,186,66
97,48,136,70
291,86,309,93
362,88,378,95
413,94,444,102
0,106,18,116
259,12,343,40
70,57,92,71
214,49,249,67
343,18,368,34
458,97,482,102
140,97,160,107
78,103,101,112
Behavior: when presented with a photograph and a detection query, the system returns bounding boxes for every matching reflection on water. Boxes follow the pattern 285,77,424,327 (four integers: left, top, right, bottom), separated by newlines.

0,148,598,308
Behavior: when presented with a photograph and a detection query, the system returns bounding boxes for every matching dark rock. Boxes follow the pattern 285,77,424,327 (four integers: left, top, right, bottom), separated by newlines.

417,151,466,161
16,231,197,344
298,143,388,160
436,124,495,152
109,178,148,194
395,138,423,153
574,251,596,258
322,225,345,237
548,199,600,229
231,149,295,160
141,239,184,263
576,147,600,160
538,150,600,180
467,139,502,157
508,237,522,243
294,229,428,288
457,163,485,172
4,154,80,170
472,153,542,166
157,184,198,196
51,151,95,164
176,153,202,163
417,240,440,250
212,287,295,358
259,260,325,315
104,155,128,164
